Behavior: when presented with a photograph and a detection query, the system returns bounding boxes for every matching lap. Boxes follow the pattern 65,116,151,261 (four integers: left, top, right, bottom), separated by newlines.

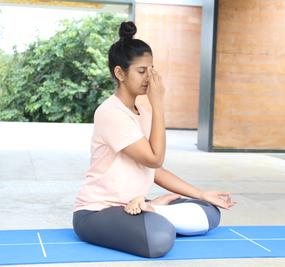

72,198,221,256
73,206,176,258
151,197,220,235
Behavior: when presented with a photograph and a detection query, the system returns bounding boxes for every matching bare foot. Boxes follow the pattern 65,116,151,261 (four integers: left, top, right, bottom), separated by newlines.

139,200,155,212
124,196,154,215
150,194,181,206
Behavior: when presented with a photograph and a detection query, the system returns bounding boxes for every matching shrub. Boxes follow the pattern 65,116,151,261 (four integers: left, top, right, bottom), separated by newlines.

0,13,126,122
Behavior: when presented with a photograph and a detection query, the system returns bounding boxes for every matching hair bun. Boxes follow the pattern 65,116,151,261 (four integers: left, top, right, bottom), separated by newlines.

119,21,137,40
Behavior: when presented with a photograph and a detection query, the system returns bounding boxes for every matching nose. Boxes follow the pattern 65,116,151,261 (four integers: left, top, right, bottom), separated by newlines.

145,72,149,82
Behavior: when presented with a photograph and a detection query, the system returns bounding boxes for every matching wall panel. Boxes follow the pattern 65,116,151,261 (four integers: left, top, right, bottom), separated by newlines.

135,3,202,128
213,0,285,149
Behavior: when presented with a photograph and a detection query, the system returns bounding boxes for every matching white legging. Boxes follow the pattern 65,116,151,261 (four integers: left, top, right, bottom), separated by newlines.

153,198,220,236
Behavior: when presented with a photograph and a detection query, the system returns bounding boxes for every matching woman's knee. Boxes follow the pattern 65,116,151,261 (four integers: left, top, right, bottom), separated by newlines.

202,202,221,230
73,210,96,242
168,198,221,233
189,199,221,230
73,208,175,258
143,212,176,258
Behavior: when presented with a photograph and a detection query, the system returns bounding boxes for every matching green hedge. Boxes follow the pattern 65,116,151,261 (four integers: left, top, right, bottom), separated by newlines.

0,13,126,123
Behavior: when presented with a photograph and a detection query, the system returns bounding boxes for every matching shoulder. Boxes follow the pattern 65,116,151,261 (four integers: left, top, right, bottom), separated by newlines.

94,95,131,123
95,95,114,114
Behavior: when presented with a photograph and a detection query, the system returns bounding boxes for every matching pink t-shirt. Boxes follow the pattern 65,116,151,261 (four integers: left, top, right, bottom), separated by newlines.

74,94,155,211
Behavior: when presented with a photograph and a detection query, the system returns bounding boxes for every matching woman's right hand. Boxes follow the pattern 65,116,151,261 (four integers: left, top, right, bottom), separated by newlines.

147,67,165,108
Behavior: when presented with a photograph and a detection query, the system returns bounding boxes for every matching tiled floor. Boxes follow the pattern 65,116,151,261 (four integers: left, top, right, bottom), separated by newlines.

0,122,285,266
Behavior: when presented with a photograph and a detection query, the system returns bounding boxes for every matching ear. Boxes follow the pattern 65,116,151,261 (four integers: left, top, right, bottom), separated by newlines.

114,66,126,82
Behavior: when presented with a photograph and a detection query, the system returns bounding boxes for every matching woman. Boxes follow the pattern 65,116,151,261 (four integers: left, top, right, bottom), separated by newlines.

73,21,236,258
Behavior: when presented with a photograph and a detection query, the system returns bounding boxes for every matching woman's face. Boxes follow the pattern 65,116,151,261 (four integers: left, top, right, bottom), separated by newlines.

122,52,153,96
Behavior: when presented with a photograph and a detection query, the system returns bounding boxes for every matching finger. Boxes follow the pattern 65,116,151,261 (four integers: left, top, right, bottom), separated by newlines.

147,70,155,88
217,201,228,209
216,198,232,209
217,192,231,197
147,67,154,80
224,201,237,209
218,191,230,195
149,67,157,77
146,86,150,94
224,204,234,210
226,196,233,203
152,69,159,83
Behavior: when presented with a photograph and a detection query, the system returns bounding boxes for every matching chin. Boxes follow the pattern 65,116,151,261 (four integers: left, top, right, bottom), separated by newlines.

137,91,147,96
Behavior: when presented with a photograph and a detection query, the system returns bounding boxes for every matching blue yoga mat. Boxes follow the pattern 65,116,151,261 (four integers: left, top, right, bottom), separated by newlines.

0,226,284,265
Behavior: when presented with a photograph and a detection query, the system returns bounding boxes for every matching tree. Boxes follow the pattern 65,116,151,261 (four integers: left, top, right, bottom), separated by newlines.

0,13,126,122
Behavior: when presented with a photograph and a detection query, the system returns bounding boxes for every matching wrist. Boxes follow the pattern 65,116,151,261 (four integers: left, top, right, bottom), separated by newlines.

152,105,164,116
150,98,164,109
196,190,204,200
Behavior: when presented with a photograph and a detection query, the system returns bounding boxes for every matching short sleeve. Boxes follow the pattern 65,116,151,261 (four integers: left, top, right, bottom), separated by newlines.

98,109,144,152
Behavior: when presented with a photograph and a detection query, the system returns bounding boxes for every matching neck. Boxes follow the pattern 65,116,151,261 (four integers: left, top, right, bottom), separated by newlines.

115,86,136,110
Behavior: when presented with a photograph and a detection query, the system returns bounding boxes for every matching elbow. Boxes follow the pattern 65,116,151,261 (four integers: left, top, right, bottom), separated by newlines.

149,162,163,169
153,160,164,168
147,157,164,168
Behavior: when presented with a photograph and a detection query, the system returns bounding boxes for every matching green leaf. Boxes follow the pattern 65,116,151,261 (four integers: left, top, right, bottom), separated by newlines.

0,13,126,122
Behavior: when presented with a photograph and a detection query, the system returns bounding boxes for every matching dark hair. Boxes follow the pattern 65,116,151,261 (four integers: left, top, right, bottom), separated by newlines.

108,21,152,80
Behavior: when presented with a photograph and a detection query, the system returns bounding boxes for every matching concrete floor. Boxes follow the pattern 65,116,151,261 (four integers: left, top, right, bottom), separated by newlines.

0,121,285,266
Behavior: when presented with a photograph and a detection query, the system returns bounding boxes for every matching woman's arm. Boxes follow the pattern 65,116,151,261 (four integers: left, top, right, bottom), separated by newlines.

154,167,236,209
122,67,166,168
155,167,202,198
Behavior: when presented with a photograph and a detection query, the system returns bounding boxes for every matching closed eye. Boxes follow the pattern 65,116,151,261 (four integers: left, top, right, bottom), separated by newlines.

137,66,147,74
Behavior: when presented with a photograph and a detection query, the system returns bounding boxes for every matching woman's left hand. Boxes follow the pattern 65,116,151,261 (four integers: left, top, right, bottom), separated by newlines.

200,191,237,209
